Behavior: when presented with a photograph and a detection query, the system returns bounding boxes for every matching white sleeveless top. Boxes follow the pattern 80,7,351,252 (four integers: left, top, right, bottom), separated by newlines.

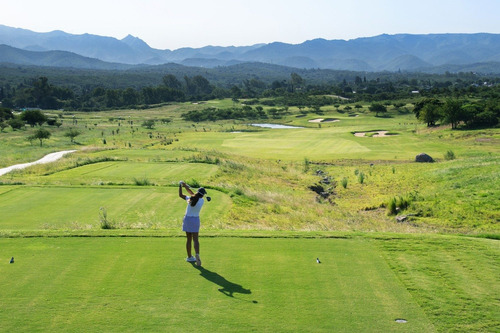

185,197,204,217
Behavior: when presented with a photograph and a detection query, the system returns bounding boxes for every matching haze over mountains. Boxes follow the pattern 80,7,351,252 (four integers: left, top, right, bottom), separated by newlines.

1,24,500,73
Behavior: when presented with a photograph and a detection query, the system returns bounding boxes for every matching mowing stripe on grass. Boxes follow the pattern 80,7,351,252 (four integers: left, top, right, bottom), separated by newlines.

0,186,231,230
0,237,435,332
41,161,219,186
377,236,500,332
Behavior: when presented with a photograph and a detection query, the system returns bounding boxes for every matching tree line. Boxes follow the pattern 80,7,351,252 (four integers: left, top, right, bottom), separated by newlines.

2,70,500,110
412,98,499,128
0,71,499,129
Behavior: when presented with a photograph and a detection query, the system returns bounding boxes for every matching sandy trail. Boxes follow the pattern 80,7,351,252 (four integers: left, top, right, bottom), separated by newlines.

0,150,77,176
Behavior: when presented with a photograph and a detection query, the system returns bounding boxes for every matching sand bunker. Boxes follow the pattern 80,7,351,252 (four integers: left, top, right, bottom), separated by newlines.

354,131,390,137
308,118,340,123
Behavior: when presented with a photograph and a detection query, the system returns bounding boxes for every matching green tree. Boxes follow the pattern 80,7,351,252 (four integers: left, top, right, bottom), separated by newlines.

311,104,322,114
8,116,24,130
0,121,7,132
162,74,182,90
32,128,51,146
141,119,155,129
46,118,62,127
441,99,464,129
192,75,212,96
419,103,441,127
21,110,47,127
64,128,82,143
122,88,140,106
26,77,61,109
412,98,441,119
369,103,387,116
142,87,158,104
0,107,13,121
105,90,121,108
185,75,212,97
230,86,242,99
290,73,304,92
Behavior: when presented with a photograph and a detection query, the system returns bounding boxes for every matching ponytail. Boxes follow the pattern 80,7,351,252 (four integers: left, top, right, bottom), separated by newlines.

189,192,202,207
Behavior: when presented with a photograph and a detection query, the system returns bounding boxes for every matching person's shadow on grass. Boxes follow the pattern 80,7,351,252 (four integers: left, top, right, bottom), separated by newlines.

192,264,251,298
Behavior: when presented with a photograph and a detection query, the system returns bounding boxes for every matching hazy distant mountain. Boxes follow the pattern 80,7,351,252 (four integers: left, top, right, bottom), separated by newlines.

0,44,132,69
1,24,499,73
381,54,432,72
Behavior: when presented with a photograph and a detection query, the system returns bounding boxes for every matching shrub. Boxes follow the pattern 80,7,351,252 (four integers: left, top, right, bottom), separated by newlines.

444,150,456,160
387,193,416,215
341,177,348,189
133,177,152,186
358,172,365,184
304,157,310,173
189,178,201,188
99,207,114,229
142,119,155,129
387,197,398,215
64,128,81,143
396,195,411,210
8,117,24,130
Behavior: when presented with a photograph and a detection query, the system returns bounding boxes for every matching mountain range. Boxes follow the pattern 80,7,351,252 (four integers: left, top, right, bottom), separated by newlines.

1,24,500,73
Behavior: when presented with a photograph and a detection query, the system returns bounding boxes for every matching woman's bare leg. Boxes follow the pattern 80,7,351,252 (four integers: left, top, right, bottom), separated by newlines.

186,232,193,257
192,233,200,255
193,233,201,266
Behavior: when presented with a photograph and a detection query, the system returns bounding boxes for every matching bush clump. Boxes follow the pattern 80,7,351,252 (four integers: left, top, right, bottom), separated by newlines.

444,150,456,160
387,193,417,215
99,207,114,229
341,177,348,189
133,177,152,186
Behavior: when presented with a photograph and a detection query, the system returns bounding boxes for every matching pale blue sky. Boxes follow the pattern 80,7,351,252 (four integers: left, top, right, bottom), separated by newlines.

2,0,499,50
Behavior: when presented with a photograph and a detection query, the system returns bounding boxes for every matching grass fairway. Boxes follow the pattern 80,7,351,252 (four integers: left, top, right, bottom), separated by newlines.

173,122,483,161
40,161,219,185
0,236,445,332
377,235,500,332
0,104,498,331
0,186,231,230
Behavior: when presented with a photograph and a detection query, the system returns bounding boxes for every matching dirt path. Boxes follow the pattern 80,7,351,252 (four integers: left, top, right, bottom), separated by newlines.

0,150,77,176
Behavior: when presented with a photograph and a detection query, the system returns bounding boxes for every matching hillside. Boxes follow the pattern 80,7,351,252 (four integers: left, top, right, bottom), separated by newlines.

1,25,500,73
0,44,132,70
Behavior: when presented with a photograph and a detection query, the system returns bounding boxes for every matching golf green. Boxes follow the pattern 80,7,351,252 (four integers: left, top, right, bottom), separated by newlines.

174,126,459,161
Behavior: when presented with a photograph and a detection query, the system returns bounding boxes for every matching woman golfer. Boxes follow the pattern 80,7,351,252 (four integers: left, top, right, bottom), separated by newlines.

179,181,206,266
